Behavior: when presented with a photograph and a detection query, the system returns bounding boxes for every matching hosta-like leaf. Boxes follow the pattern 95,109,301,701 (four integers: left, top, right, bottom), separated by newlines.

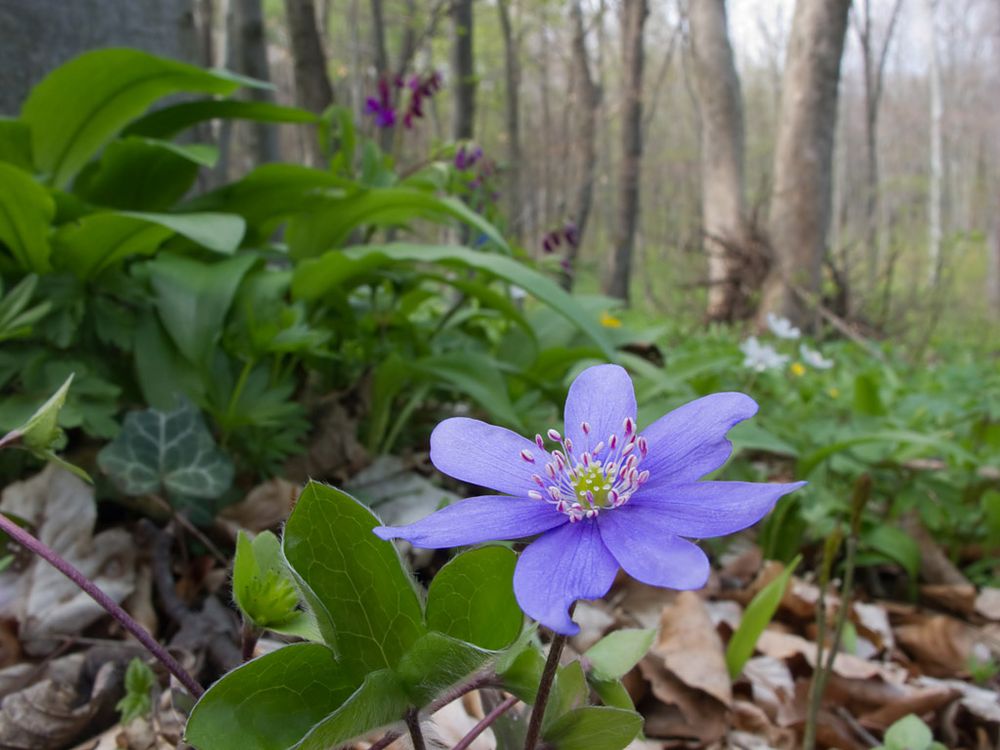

97,399,233,499
0,163,55,272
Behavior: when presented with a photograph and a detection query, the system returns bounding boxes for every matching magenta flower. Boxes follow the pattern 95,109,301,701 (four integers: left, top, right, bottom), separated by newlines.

365,78,396,128
374,364,805,635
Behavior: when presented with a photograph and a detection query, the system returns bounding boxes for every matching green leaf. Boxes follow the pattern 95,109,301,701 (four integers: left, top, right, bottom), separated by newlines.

853,373,886,416
293,243,615,357
17,373,74,453
726,555,801,678
72,137,216,211
21,48,245,187
0,274,51,343
0,163,55,272
589,678,635,711
0,118,33,170
543,662,588,732
981,490,1000,549
797,429,976,477
97,399,234,499
146,252,257,365
132,312,204,410
542,706,642,750
425,546,522,650
862,525,921,581
53,213,174,279
126,211,245,254
396,632,493,705
281,482,425,680
584,629,656,681
291,669,409,750
883,714,934,750
414,352,523,430
124,98,319,139
115,658,156,724
185,643,359,750
233,531,302,630
497,638,545,704
286,188,509,258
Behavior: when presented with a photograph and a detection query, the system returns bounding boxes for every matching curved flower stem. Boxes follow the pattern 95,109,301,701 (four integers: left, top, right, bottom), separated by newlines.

404,708,426,750
522,630,569,750
453,694,519,750
0,511,204,698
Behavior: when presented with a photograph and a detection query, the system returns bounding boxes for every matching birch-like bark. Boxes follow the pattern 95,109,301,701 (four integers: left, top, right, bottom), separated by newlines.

450,0,476,140
604,0,648,303
758,0,851,328
922,0,944,287
689,0,749,321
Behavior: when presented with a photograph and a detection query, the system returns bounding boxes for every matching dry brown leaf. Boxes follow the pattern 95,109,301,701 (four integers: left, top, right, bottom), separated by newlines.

124,564,157,638
730,700,797,750
640,691,728,746
654,591,732,707
718,542,763,587
705,600,743,633
895,614,978,676
755,630,908,683
852,601,895,652
613,578,678,630
974,588,1000,621
858,683,960,731
0,466,136,655
218,478,299,535
915,676,1000,724
569,600,616,652
742,656,800,727
920,584,978,615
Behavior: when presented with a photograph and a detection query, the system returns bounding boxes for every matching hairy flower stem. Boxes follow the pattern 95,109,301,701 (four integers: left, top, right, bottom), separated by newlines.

453,694,519,750
0,511,204,698
405,708,426,750
241,620,261,662
0,430,21,451
523,627,571,750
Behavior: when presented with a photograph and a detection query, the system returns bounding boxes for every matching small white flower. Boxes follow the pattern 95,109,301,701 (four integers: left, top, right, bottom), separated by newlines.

740,336,790,372
766,313,801,340
800,344,834,370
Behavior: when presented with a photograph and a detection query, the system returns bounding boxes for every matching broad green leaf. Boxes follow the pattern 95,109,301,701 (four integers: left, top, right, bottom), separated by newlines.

185,643,358,750
729,421,800,458
396,632,493,705
726,556,801,678
233,531,302,630
124,98,319,139
425,546,521,650
97,399,234,499
73,137,217,211
281,482,425,680
543,662,588,731
590,678,635,711
124,211,244,254
146,252,257,365
797,429,976,477
0,118,32,170
0,163,55,272
413,352,523,430
0,274,51,342
53,213,174,279
18,374,73,452
21,48,246,187
883,714,934,750
286,188,509,258
862,525,921,581
292,669,409,750
981,490,1000,549
116,658,156,724
853,373,886,416
292,243,615,357
132,312,204,410
584,629,656,681
542,706,642,750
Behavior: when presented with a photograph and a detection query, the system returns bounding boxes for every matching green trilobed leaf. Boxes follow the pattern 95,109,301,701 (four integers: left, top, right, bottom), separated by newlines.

291,669,409,750
542,706,643,750
396,632,494,706
425,546,522,650
20,48,250,187
281,482,426,680
97,399,233,499
185,643,359,750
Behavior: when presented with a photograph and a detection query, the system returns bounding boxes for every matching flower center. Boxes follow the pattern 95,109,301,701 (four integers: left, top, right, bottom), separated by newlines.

520,417,650,523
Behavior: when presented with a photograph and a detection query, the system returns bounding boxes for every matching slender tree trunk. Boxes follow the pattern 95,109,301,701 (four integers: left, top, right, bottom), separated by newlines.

758,0,851,329
689,0,750,321
989,6,1000,319
450,0,475,140
284,0,334,114
564,0,600,289
497,0,523,242
595,1,615,241
369,0,394,152
603,0,648,303
194,0,215,67
922,0,943,287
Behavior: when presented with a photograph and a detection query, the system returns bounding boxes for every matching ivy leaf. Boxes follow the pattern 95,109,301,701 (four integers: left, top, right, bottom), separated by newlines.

281,482,425,681
185,643,359,750
97,399,233,500
425,546,521,650
116,658,156,724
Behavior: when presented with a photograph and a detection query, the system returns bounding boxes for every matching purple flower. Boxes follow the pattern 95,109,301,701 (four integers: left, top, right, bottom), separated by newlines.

365,78,396,128
375,364,805,635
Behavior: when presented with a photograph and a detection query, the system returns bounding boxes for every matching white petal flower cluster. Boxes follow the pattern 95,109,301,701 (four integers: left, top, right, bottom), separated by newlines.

739,336,790,372
800,344,834,370
766,313,802,340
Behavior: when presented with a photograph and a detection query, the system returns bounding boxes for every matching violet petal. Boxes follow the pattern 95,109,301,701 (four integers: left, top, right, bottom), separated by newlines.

598,510,710,589
564,364,637,453
513,521,619,635
374,495,567,548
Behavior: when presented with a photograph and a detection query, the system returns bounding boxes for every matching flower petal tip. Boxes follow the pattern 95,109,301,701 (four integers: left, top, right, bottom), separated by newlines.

372,526,395,541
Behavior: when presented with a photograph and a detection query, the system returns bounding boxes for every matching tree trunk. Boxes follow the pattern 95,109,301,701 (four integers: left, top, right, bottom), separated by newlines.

450,0,476,140
0,0,199,115
922,0,943,287
496,0,522,242
758,0,851,329
689,0,750,321
369,0,394,152
603,0,648,303
284,0,334,114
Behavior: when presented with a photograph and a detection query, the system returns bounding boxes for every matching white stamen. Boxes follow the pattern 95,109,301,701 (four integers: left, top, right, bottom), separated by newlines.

520,449,535,463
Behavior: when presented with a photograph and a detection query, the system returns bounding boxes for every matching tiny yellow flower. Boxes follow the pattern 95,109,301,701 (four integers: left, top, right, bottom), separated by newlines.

827,387,840,399
790,362,806,377
600,311,622,329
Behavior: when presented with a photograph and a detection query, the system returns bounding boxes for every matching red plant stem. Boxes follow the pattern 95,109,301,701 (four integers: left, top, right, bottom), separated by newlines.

522,631,568,750
453,694,520,750
0,511,204,698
